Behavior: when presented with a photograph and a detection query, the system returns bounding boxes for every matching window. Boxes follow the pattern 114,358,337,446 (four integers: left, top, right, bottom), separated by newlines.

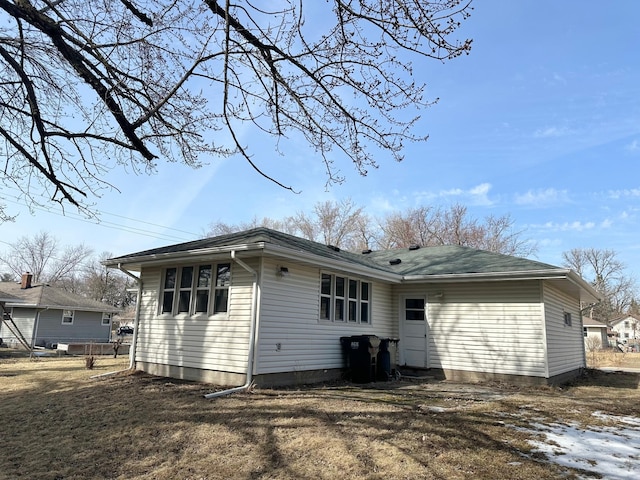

160,263,231,316
320,272,370,324
583,327,588,337
405,298,425,321
563,312,572,326
62,310,74,325
102,313,112,326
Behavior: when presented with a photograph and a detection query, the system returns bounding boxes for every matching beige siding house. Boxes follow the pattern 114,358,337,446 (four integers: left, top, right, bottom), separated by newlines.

105,228,600,387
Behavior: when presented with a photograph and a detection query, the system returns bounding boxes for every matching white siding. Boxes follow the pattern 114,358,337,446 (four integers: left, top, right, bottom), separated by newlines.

135,262,254,374
1,307,36,346
256,258,395,374
397,281,547,378
543,283,585,376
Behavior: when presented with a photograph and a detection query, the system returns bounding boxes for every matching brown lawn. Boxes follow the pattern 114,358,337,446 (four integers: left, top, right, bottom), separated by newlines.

1,351,639,480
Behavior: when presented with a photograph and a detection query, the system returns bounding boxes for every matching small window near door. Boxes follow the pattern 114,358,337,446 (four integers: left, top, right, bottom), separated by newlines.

62,310,74,325
405,298,425,321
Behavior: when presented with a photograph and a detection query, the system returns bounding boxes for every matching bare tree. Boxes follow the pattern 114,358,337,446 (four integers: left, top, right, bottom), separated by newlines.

0,231,92,284
377,204,537,256
0,1,472,213
82,252,135,308
205,216,297,238
291,198,371,251
0,203,15,223
562,248,638,321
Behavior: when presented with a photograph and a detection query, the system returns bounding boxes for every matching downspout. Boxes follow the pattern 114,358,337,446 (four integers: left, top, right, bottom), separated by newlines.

91,264,142,378
205,250,259,399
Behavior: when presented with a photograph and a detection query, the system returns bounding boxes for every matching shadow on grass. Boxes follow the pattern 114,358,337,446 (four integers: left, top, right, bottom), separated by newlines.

1,368,613,480
572,369,640,390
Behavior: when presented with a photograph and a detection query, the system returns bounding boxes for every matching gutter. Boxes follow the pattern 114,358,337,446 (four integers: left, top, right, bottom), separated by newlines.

204,250,259,399
91,264,142,379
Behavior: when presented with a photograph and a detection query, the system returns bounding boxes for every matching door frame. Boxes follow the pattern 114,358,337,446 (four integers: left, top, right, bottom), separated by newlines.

399,294,428,368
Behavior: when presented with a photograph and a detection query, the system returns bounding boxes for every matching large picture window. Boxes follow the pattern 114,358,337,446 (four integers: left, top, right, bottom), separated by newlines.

160,263,231,316
320,272,370,324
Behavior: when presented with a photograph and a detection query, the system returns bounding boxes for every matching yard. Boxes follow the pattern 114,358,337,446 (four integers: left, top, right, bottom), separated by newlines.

1,351,639,480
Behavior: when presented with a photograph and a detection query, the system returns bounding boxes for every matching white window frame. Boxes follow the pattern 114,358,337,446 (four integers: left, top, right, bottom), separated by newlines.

102,312,112,326
159,263,231,317
62,310,74,325
319,272,371,324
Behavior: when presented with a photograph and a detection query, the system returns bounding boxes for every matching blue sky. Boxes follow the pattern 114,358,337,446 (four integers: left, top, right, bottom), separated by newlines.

2,0,640,280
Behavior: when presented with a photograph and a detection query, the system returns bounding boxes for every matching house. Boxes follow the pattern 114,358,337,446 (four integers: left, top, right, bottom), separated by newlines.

0,273,120,349
610,314,640,349
582,317,609,350
104,228,600,387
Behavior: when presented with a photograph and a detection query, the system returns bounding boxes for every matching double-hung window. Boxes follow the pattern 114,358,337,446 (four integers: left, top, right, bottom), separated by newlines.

102,312,112,326
62,310,74,325
320,272,370,324
161,263,230,316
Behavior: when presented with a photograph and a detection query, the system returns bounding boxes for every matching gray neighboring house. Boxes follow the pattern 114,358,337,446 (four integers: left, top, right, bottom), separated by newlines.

0,273,120,348
105,228,601,387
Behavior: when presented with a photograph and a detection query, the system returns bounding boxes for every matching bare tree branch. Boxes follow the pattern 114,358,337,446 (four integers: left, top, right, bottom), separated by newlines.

0,0,472,212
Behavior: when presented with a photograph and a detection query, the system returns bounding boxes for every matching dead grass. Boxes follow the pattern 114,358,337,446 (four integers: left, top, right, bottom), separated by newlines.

1,354,639,480
587,350,640,369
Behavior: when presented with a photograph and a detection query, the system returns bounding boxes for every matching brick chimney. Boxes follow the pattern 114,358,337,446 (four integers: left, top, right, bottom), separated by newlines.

21,272,33,289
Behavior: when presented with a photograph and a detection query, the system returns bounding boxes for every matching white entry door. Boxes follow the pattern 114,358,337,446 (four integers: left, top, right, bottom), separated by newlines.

401,296,427,367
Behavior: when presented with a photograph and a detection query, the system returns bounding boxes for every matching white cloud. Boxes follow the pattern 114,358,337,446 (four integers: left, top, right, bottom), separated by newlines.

608,188,640,199
626,139,639,152
515,188,569,207
532,221,596,232
533,126,572,138
415,183,494,206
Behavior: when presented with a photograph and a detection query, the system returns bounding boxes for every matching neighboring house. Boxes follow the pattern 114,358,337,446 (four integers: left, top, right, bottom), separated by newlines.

582,317,609,350
105,228,600,387
0,273,120,348
610,314,640,347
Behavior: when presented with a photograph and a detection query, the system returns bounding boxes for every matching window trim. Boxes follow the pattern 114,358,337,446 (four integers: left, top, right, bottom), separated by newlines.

159,263,231,317
62,310,74,325
319,271,371,324
101,312,112,326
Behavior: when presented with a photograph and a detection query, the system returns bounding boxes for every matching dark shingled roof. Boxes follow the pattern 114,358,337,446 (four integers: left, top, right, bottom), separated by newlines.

0,282,120,312
107,227,560,277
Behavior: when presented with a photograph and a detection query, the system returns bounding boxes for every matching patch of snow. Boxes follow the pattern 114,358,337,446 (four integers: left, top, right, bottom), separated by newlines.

519,415,640,480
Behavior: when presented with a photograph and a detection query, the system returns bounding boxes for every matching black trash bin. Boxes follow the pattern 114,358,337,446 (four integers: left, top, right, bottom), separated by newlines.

377,338,400,380
340,335,380,383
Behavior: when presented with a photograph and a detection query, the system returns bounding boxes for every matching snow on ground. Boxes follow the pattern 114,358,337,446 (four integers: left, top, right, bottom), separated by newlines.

518,412,640,479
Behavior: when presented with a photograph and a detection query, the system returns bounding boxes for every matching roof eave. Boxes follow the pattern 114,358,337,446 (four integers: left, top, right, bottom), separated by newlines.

105,241,401,283
103,243,263,270
261,243,401,283
6,303,120,312
402,269,572,283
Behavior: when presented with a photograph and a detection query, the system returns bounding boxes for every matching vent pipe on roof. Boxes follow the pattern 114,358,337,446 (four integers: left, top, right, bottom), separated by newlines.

409,244,421,251
327,245,341,252
389,258,402,265
362,249,372,254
